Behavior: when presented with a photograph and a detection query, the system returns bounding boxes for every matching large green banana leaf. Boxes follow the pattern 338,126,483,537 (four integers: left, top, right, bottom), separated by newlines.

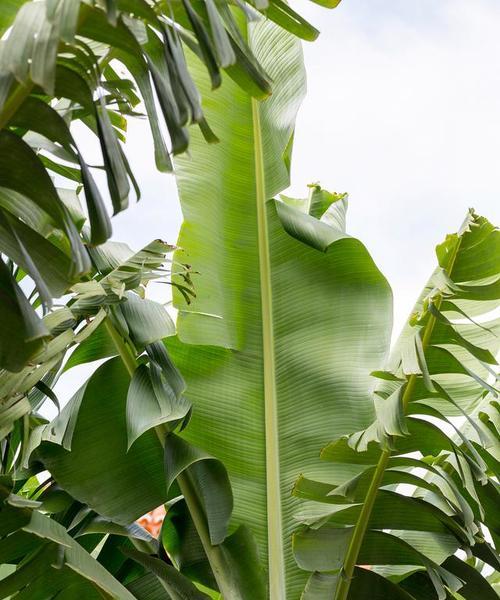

29,18,391,598
167,18,393,598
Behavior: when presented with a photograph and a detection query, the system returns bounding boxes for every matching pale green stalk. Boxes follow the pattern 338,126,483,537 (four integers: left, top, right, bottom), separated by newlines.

0,82,34,130
252,97,286,598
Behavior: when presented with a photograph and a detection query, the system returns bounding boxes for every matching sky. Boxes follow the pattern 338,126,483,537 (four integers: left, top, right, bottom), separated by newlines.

106,0,500,336
290,0,500,332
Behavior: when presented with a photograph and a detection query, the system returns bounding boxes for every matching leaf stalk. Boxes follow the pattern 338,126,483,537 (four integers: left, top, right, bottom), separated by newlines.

104,315,233,598
0,82,34,131
252,96,286,599
103,317,137,377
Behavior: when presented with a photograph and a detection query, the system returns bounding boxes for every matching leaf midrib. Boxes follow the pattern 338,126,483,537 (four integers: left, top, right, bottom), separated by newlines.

252,97,285,598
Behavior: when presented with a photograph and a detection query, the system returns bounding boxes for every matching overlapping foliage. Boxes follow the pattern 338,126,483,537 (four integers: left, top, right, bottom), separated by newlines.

0,2,499,599
293,211,500,599
0,229,212,598
0,0,341,373
0,219,269,597
1,219,267,598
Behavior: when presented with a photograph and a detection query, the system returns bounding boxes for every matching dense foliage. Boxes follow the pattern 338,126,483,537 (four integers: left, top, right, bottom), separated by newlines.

294,210,500,599
0,0,337,372
0,1,498,599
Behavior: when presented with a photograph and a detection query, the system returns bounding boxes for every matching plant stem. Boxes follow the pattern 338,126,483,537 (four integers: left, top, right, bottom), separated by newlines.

176,471,234,597
104,316,232,598
334,235,463,600
252,97,286,599
103,318,137,377
0,82,34,130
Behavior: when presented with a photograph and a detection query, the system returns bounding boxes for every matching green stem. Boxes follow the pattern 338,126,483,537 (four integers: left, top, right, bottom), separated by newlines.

1,434,10,474
334,236,463,600
103,318,137,377
20,413,30,470
176,472,234,598
252,97,285,598
0,82,34,130
104,316,232,598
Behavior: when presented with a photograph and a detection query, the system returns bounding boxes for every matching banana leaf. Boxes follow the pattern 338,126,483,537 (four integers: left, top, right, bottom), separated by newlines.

167,18,393,598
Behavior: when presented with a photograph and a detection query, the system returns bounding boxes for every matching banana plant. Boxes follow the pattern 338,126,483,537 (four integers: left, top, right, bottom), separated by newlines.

0,217,253,598
293,210,500,599
8,16,393,599
0,0,343,373
3,8,497,600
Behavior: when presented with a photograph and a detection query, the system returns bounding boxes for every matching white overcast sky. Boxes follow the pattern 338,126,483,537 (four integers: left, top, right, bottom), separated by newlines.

108,0,500,338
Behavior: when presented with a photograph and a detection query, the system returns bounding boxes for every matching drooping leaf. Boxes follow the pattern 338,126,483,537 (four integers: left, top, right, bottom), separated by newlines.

126,358,190,449
37,357,167,524
0,130,90,279
0,258,49,372
120,293,175,348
